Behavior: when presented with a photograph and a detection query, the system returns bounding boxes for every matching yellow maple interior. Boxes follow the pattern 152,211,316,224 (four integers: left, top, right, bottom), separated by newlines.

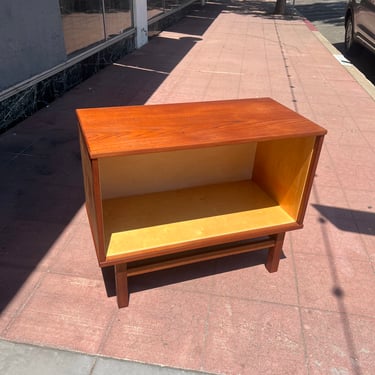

98,138,314,260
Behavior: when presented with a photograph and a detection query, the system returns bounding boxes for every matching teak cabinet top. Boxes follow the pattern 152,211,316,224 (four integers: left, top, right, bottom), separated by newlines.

76,98,327,159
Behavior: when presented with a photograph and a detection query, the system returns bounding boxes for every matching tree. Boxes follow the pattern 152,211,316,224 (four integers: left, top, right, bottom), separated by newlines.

274,0,287,14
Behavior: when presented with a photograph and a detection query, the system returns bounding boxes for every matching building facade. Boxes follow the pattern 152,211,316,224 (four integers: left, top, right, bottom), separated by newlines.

0,0,204,131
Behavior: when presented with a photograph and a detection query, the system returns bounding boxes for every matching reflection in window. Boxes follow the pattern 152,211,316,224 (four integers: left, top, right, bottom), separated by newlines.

59,0,133,55
59,0,105,55
103,0,133,38
147,0,193,20
147,0,164,20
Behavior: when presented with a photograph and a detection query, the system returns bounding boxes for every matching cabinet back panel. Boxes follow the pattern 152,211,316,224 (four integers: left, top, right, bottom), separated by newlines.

252,137,315,220
99,143,257,199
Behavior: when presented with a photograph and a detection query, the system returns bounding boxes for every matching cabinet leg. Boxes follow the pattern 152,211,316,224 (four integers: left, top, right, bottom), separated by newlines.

265,232,285,273
115,263,129,308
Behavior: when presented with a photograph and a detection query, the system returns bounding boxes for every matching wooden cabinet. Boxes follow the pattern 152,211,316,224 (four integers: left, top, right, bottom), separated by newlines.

77,98,326,307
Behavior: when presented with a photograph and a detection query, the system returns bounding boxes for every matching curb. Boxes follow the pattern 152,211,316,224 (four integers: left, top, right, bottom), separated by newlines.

0,339,212,375
298,17,375,100
312,30,375,100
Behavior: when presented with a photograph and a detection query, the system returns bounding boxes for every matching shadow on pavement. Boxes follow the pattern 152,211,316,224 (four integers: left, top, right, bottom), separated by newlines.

334,43,375,85
0,0,296,314
101,249,286,299
0,4,220,314
312,204,375,236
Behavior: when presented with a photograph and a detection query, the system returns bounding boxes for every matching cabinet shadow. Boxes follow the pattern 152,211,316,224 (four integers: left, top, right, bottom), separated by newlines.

101,248,286,298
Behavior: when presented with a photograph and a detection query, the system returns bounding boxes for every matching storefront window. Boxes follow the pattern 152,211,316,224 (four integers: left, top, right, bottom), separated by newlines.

59,0,133,55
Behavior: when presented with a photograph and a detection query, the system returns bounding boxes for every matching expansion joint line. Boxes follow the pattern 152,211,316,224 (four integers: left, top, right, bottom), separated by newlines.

273,18,310,371
273,20,298,112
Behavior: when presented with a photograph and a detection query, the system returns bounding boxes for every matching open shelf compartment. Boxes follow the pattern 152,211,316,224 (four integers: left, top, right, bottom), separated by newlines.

102,180,296,262
97,135,315,263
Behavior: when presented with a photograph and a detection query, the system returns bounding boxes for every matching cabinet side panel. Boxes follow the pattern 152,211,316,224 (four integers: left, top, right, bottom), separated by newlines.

297,136,324,223
252,137,315,221
79,131,106,263
99,143,257,199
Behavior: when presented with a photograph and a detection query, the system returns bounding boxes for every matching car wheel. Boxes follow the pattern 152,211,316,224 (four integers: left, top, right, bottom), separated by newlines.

345,15,361,56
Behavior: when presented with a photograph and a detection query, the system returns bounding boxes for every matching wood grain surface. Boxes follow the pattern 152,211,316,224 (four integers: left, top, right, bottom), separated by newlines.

77,98,327,158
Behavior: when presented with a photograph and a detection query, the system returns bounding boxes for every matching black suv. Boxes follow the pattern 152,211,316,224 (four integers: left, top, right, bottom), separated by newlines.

345,0,375,56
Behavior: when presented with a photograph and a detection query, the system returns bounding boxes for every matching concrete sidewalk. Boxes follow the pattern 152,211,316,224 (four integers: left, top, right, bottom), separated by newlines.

1,1,374,374
0,339,209,375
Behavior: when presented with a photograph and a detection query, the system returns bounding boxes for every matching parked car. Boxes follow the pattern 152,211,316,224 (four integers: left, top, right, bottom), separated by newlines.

345,0,375,56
